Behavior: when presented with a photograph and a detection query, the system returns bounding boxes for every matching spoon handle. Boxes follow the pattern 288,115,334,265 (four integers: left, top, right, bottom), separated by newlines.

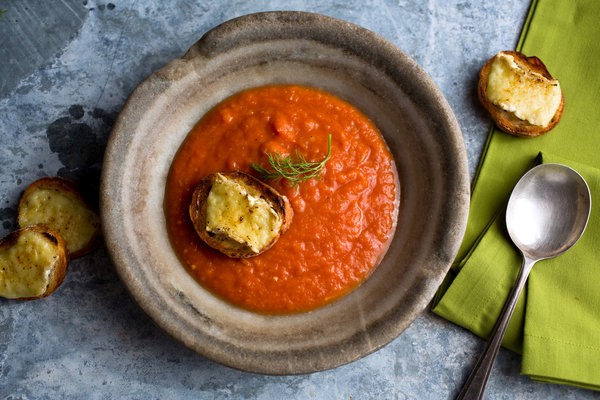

456,256,537,400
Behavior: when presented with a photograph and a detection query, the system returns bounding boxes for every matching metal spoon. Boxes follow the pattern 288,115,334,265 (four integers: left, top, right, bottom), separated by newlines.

456,163,592,400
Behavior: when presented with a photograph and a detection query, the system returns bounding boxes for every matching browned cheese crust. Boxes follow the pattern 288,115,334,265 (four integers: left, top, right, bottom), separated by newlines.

189,171,293,258
18,177,101,259
0,225,68,300
478,50,565,137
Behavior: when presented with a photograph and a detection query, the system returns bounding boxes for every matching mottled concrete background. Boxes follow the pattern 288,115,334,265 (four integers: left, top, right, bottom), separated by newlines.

0,1,596,399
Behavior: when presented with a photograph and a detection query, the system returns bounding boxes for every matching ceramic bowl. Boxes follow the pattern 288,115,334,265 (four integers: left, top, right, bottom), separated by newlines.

101,11,469,374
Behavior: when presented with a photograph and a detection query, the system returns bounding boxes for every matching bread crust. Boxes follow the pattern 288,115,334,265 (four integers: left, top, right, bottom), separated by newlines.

0,225,68,300
478,50,564,137
18,177,101,258
189,171,293,258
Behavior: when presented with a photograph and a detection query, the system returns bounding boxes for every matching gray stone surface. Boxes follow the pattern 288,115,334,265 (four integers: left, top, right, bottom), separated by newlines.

0,1,597,399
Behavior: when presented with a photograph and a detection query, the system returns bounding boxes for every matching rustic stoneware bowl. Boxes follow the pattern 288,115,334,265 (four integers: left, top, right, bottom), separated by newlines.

101,11,469,374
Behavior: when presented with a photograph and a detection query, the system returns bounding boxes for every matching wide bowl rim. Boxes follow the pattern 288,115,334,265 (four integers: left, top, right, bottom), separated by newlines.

100,11,470,374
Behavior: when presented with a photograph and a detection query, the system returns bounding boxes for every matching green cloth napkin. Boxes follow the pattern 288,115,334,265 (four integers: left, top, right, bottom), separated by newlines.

432,0,600,390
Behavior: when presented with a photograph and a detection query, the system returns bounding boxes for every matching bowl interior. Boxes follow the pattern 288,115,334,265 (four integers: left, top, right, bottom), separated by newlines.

101,11,469,374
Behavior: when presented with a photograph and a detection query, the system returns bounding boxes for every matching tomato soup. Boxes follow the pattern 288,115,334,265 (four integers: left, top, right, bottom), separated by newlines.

165,85,399,314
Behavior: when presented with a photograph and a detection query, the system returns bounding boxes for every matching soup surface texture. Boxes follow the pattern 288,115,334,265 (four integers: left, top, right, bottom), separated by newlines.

165,85,399,314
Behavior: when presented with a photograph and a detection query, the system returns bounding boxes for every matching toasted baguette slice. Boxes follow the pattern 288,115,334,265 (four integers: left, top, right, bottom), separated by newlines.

478,50,564,137
0,225,68,300
18,177,101,258
189,171,293,258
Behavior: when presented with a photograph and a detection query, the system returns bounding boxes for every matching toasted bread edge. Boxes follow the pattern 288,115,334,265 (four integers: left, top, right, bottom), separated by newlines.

478,50,565,137
0,225,69,300
17,176,101,259
189,171,293,258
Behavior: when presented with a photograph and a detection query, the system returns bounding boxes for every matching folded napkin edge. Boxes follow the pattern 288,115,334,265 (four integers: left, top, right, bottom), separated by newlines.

523,332,600,390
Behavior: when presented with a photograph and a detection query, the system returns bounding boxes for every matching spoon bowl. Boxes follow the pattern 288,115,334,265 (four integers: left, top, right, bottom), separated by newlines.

506,163,591,260
457,163,591,400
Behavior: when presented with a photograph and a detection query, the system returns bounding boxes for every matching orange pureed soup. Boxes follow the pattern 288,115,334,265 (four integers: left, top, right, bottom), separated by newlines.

165,85,399,314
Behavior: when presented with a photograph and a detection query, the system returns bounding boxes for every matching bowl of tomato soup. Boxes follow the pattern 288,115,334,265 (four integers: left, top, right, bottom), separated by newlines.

101,11,469,374
165,84,399,314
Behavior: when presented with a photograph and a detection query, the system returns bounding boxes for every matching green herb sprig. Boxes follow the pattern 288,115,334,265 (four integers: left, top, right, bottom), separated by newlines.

252,134,332,186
